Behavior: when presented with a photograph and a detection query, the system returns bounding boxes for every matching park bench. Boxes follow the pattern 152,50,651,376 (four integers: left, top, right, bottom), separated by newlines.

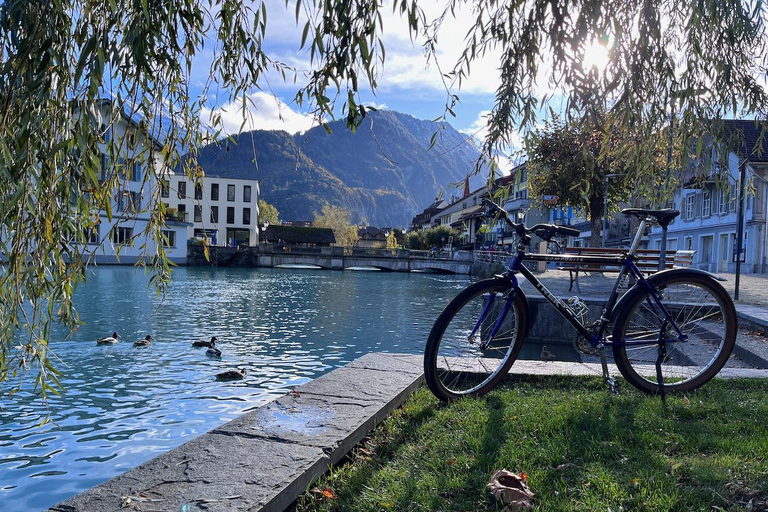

559,247,696,293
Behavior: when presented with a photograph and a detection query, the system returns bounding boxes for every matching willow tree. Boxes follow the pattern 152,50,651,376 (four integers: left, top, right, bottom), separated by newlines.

2,1,768,394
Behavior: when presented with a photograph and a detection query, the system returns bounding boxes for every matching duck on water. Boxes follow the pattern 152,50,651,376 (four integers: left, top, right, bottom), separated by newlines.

97,332,120,345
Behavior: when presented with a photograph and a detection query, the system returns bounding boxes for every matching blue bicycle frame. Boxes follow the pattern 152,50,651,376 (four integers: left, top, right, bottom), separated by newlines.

478,219,687,352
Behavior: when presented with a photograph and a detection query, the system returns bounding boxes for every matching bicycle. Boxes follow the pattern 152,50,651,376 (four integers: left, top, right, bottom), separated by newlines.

424,200,737,401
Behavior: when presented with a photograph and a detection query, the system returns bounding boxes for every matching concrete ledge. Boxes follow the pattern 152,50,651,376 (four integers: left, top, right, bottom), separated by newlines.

47,353,423,512
45,353,768,512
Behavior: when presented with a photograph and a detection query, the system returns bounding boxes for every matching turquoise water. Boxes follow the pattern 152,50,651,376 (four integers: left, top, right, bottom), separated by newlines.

0,266,472,512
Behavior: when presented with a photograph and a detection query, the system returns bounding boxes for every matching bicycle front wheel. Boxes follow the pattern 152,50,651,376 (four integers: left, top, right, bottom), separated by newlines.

424,278,527,401
612,270,737,394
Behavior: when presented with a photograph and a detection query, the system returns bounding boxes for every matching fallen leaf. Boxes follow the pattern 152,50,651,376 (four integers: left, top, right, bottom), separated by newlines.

630,478,640,488
447,457,457,466
487,469,535,511
289,390,301,397
311,487,336,500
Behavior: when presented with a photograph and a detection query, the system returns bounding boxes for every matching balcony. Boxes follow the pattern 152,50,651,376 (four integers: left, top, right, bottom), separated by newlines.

165,209,189,223
504,197,533,211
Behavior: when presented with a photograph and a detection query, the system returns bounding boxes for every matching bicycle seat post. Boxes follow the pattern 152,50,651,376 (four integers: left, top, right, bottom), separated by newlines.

627,219,647,256
658,223,668,271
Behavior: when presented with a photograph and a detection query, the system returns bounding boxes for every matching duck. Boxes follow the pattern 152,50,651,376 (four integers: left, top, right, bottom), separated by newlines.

215,368,246,381
540,345,556,361
134,335,153,346
206,346,222,357
97,332,120,344
192,336,217,348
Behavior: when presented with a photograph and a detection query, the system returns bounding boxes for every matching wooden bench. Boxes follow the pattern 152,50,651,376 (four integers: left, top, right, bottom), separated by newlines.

558,247,695,293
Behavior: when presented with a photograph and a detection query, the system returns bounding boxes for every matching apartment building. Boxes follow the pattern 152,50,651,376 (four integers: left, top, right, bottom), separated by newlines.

161,173,260,247
89,103,189,264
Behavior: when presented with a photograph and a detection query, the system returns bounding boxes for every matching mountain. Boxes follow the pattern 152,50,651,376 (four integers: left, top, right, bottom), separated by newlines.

194,110,484,227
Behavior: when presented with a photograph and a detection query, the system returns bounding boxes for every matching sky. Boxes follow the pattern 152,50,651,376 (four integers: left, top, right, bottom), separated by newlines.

190,1,520,161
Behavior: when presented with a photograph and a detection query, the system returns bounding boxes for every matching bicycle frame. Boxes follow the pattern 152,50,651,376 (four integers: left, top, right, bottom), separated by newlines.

491,219,685,350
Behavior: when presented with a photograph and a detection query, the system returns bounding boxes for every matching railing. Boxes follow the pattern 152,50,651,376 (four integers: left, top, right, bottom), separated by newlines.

474,250,512,266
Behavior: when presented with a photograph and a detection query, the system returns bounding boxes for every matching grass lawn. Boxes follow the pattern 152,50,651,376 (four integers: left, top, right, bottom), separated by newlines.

292,376,768,512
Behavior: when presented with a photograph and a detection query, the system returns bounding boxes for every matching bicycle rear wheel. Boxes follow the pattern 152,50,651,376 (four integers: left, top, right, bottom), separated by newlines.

424,278,527,401
612,270,737,394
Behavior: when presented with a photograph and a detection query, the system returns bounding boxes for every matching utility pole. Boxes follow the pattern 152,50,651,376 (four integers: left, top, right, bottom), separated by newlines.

735,160,747,300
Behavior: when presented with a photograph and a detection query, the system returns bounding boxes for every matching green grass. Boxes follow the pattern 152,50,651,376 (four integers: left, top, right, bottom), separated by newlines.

292,376,768,512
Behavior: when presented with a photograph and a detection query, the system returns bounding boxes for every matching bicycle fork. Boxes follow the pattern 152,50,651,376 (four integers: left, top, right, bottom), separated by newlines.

469,287,516,350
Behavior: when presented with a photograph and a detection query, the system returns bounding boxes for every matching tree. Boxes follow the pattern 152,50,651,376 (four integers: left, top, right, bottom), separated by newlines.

258,199,279,227
313,205,359,247
405,231,427,250
386,231,398,249
424,225,460,248
2,0,767,392
528,116,645,246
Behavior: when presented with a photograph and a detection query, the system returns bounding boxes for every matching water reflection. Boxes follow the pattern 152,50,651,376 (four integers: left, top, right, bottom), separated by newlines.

0,266,472,511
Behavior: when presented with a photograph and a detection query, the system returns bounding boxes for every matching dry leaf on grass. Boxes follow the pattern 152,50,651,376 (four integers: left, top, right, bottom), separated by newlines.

487,469,535,511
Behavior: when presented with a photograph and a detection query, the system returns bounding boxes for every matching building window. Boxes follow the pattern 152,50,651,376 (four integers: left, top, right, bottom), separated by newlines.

243,185,252,202
194,205,202,222
112,227,133,244
85,225,99,245
702,189,711,217
227,184,235,202
226,206,235,224
160,179,169,198
685,236,693,251
243,207,251,225
194,183,203,200
129,191,140,212
684,194,695,220
178,181,186,199
100,154,109,182
100,124,111,143
177,204,186,219
210,205,219,223
718,188,728,214
131,161,141,181
162,230,176,248
211,183,219,201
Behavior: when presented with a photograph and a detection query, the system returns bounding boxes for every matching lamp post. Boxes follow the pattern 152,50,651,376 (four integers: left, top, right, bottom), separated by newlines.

602,173,624,248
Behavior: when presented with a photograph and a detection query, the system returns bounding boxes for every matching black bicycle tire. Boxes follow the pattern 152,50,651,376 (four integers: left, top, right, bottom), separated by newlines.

424,278,527,401
612,270,737,394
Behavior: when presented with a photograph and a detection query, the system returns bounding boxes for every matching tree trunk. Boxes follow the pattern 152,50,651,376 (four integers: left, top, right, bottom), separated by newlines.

589,195,604,247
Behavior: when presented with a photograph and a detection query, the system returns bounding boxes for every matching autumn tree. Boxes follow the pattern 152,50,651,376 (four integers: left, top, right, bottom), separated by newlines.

258,199,280,227
3,0,768,391
313,205,359,247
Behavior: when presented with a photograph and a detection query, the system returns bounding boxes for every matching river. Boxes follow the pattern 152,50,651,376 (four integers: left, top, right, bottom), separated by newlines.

0,266,473,511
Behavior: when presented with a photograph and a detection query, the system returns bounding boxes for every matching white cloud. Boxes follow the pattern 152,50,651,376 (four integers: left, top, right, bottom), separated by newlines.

201,92,316,135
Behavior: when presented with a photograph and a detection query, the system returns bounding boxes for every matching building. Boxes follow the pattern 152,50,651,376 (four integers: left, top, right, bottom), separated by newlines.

88,101,190,264
646,121,768,273
161,173,260,247
261,225,336,247
357,226,387,248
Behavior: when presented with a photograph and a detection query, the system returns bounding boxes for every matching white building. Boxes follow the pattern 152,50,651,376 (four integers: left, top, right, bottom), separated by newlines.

161,173,260,247
88,103,190,264
646,129,768,274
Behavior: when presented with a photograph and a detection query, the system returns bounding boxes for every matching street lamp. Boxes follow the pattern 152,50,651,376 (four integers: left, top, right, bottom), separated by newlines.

602,173,624,248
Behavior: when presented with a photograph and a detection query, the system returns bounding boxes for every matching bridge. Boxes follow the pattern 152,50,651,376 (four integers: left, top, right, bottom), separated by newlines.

188,245,474,274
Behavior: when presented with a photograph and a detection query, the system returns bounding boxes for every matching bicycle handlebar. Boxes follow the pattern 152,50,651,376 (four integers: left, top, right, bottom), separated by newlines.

482,198,580,240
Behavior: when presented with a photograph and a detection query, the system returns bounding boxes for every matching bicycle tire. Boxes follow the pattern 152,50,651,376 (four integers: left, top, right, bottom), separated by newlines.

424,278,527,401
611,270,737,394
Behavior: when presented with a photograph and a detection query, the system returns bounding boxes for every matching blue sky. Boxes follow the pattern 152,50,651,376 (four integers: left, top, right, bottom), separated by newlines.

190,2,515,149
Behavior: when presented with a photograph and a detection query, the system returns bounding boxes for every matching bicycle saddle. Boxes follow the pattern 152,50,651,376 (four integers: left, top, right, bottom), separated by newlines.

621,208,680,228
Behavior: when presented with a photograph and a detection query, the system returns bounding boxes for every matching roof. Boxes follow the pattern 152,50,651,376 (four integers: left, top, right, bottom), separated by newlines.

358,226,386,239
263,225,336,244
721,120,768,163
